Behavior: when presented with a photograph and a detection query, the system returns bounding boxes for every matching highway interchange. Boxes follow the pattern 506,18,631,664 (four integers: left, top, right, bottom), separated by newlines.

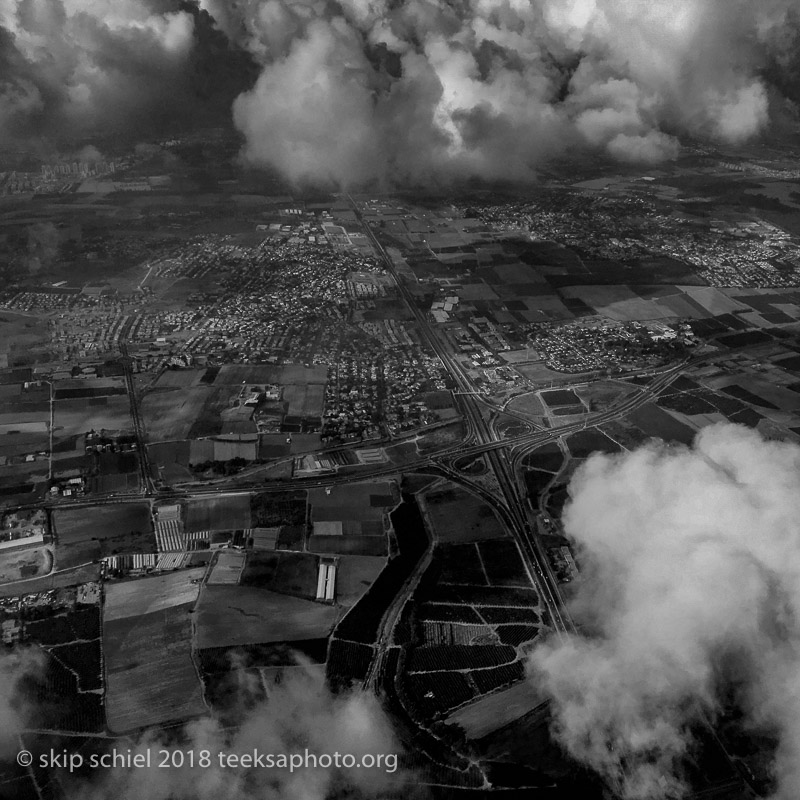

31,198,744,645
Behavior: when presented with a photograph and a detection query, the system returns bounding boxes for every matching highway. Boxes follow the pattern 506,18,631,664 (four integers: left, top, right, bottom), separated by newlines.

119,337,153,494
348,193,576,636
27,200,736,638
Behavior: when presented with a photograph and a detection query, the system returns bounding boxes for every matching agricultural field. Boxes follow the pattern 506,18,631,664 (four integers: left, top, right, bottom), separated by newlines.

213,364,328,385
477,540,533,587
307,534,387,556
0,313,49,368
140,387,211,441
103,570,206,732
184,494,252,532
18,602,105,734
306,482,394,555
53,396,133,438
103,568,206,621
334,556,387,609
240,551,319,598
194,585,338,649
250,490,307,527
446,680,545,739
308,481,397,521
522,442,565,472
334,495,429,647
627,402,698,445
147,439,193,483
505,392,546,418
565,428,621,458
327,639,375,689
281,384,325,418
138,365,331,438
104,602,205,733
52,503,154,570
198,641,327,717
540,389,581,407
206,550,245,585
423,484,507,543
153,369,208,389
393,540,543,726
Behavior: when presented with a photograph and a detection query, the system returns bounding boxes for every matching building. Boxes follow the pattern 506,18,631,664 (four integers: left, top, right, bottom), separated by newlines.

315,559,337,603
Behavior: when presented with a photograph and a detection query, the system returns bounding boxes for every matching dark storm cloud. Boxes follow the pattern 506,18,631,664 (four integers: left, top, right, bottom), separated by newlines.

0,0,257,145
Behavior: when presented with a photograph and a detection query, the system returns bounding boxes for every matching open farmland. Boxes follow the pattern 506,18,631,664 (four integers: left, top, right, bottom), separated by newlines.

194,585,338,649
54,396,132,437
52,503,153,570
334,556,386,609
308,481,397,521
140,387,211,441
184,494,252,532
628,402,697,445
213,364,328,385
446,680,545,739
240,550,319,598
393,540,543,726
250,490,307,527
566,428,621,458
153,369,208,389
0,313,48,366
103,568,206,621
282,383,325,417
103,570,206,732
19,604,105,733
540,389,581,407
307,482,394,555
423,484,506,543
205,550,245,585
104,602,205,732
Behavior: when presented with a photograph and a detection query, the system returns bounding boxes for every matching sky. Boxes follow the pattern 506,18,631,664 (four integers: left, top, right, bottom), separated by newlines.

0,1,799,184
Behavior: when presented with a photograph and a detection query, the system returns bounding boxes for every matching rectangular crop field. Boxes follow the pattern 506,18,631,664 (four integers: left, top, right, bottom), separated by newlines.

213,364,327,385
194,585,338,648
103,568,206,621
540,389,581,407
424,484,507,543
52,503,154,570
627,403,696,445
334,556,386,609
153,369,208,389
104,602,206,733
306,535,387,556
282,384,325,417
308,482,396,522
54,396,132,437
140,387,212,441
240,551,319,598
250,490,307,527
446,680,545,739
477,541,532,587
184,495,252,532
